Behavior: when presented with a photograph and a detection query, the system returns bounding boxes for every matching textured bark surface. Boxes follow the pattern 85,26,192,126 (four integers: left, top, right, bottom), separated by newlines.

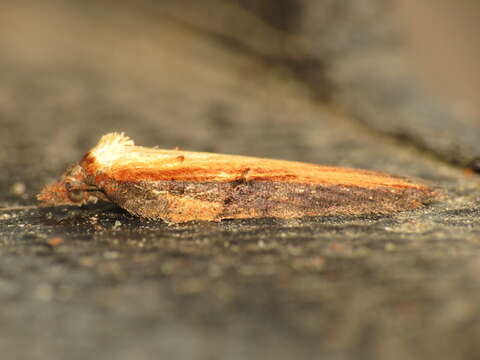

1,1,480,359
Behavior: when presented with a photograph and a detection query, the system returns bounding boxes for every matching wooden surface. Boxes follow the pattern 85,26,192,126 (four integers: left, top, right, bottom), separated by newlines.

1,1,480,359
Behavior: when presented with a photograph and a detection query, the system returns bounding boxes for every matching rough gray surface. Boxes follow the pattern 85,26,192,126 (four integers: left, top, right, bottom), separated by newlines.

1,1,480,359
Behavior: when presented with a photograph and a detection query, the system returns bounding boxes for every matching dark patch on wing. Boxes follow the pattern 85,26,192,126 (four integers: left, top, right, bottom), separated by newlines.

95,178,438,222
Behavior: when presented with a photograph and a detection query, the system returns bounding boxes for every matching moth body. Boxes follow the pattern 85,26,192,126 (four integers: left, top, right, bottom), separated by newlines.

37,133,439,223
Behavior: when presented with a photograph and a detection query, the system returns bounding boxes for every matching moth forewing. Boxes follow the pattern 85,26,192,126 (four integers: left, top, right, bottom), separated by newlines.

38,132,440,223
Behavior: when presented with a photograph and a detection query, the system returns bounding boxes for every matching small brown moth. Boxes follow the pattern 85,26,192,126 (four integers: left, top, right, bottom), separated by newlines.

38,133,439,223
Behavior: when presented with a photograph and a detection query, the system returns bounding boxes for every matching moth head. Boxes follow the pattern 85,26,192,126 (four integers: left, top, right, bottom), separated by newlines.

37,165,99,206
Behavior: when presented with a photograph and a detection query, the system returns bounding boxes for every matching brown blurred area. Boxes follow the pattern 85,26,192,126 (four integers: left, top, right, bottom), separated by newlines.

2,0,480,111
395,0,480,113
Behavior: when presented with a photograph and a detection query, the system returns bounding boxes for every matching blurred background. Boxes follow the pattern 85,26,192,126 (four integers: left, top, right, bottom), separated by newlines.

3,0,480,108
396,0,480,112
3,0,480,106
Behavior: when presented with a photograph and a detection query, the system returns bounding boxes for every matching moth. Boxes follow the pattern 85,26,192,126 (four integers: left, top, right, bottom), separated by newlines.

38,132,439,223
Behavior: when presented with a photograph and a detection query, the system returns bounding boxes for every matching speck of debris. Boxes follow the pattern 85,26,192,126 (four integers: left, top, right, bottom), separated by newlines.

11,182,26,196
470,158,480,173
34,283,54,302
104,251,119,260
47,237,64,247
